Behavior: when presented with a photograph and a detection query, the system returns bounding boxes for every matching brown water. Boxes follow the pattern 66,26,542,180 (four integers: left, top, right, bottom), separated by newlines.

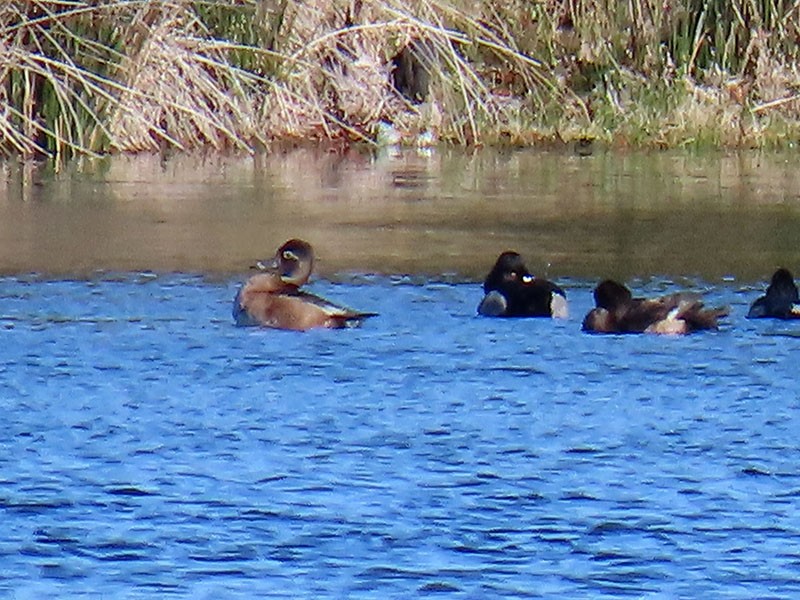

2,148,800,281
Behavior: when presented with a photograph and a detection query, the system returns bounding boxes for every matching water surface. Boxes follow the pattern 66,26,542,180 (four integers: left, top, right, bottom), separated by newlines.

2,274,800,598
2,149,800,597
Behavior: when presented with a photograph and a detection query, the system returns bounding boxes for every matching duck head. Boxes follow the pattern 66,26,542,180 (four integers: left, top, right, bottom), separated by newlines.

256,239,315,287
767,268,799,302
593,279,633,310
484,251,533,292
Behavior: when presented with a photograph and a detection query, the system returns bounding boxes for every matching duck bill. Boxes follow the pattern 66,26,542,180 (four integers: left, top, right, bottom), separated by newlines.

251,257,280,272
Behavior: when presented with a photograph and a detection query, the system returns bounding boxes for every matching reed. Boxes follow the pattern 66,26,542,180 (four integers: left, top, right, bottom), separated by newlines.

1,0,799,165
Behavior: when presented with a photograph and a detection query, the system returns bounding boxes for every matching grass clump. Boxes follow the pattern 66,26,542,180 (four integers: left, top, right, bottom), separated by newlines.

2,0,800,164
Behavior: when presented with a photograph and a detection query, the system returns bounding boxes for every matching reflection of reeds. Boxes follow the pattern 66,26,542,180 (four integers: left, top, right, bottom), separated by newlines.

2,0,800,164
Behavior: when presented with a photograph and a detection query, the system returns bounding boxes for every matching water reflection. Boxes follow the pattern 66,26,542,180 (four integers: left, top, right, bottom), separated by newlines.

1,149,799,280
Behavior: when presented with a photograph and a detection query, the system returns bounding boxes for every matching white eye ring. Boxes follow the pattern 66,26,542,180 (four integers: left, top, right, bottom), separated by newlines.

283,250,297,261
522,274,534,284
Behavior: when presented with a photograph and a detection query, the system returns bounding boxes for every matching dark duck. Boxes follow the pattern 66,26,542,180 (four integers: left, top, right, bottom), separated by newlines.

582,279,728,334
477,251,568,318
747,268,800,319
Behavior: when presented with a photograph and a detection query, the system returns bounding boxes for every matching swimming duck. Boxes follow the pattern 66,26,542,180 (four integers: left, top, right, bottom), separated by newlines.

747,268,800,319
477,251,568,318
232,239,375,330
582,279,727,334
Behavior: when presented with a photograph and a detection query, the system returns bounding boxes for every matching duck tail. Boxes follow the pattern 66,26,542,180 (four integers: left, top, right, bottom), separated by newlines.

681,304,729,331
329,312,379,329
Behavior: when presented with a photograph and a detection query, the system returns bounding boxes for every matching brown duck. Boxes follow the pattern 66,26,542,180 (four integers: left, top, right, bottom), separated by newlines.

233,239,375,331
582,280,727,335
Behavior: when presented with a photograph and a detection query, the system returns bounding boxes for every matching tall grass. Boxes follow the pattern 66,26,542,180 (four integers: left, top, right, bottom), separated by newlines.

2,0,800,165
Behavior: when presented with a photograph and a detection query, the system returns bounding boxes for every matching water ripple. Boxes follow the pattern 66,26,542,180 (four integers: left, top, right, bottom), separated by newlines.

2,275,800,597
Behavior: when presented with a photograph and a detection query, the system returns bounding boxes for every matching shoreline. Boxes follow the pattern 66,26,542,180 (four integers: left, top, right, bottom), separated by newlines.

3,1,800,167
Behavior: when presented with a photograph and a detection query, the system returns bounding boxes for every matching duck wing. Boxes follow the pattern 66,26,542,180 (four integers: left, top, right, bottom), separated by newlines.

514,278,566,317
612,297,671,332
675,299,728,331
294,291,378,322
642,297,728,334
613,293,696,333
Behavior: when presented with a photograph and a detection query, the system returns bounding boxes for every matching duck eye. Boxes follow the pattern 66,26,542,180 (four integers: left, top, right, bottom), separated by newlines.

522,274,534,284
282,250,297,261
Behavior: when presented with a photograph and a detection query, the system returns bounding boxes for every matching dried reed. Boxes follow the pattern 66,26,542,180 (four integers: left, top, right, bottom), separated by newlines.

1,0,800,166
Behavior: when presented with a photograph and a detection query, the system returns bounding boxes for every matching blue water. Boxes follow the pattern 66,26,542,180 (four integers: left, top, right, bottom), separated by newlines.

2,274,800,598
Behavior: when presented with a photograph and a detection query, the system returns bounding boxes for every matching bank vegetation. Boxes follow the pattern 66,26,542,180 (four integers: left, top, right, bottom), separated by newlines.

2,0,800,163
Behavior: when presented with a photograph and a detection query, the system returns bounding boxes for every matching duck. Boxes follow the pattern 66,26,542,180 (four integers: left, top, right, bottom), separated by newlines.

232,239,376,331
582,279,727,334
477,251,568,318
747,268,800,319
